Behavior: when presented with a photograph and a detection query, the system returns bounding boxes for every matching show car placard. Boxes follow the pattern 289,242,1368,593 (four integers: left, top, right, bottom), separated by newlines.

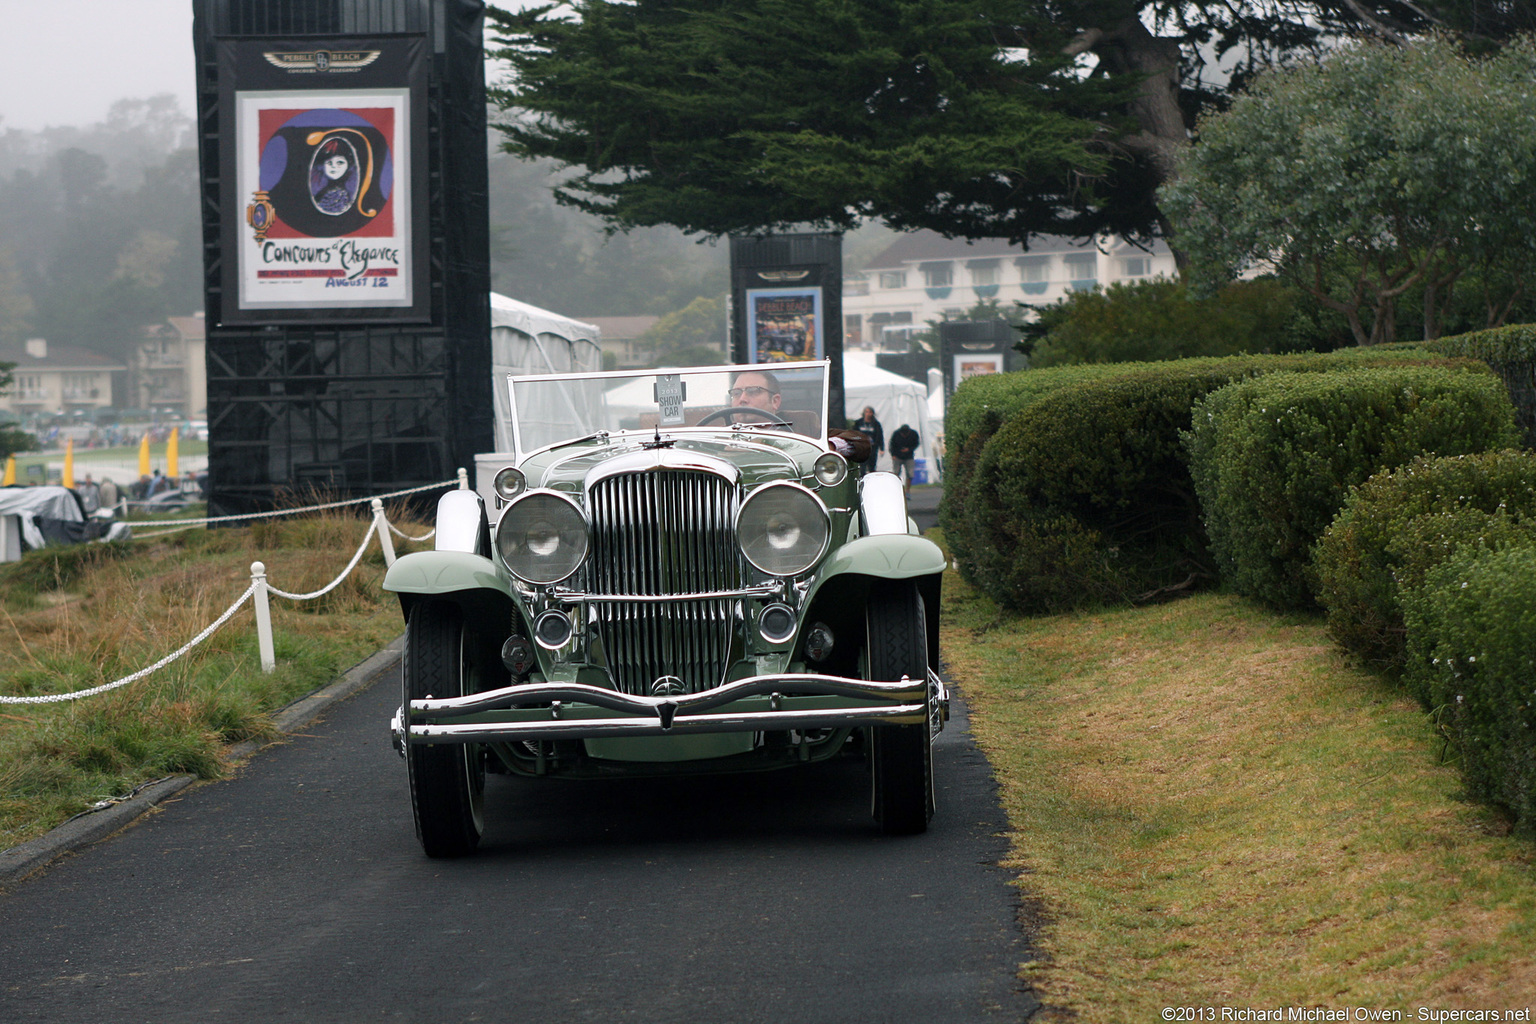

217,36,429,324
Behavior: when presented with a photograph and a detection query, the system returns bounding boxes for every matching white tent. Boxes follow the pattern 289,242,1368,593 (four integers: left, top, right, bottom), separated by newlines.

489,293,603,453
843,357,942,483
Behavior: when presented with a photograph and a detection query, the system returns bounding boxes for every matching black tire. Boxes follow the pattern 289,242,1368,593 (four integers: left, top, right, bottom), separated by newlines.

866,581,934,835
404,601,485,857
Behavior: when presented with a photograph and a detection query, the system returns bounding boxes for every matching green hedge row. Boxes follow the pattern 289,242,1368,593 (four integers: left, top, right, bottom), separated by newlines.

1402,545,1536,831
1185,366,1519,609
1312,450,1536,677
939,348,1458,612
1426,324,1536,448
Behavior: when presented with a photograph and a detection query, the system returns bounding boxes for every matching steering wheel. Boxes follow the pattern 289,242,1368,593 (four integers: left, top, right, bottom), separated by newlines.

695,406,792,428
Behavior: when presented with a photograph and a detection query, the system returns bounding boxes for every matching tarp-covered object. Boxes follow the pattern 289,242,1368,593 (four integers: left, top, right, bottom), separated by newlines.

0,486,90,549
490,292,603,452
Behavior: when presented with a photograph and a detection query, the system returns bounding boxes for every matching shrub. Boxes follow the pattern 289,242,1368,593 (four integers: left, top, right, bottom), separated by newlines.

1312,450,1536,678
1426,323,1536,448
1026,277,1309,368
1185,366,1520,610
1402,545,1536,834
962,364,1249,612
936,406,1003,589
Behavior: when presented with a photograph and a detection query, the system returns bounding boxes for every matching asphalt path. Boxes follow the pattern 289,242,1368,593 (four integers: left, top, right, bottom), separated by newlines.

0,482,1041,1023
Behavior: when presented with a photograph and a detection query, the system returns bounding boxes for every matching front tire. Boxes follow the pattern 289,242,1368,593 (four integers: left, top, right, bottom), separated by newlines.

867,582,934,835
404,601,485,857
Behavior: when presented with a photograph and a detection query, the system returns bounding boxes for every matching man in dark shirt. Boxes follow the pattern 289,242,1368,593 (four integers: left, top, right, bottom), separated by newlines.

889,423,919,494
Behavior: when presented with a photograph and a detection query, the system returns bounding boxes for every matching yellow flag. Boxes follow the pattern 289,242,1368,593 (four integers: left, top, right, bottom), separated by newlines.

62,438,74,489
167,428,179,479
2,455,14,486
138,433,151,477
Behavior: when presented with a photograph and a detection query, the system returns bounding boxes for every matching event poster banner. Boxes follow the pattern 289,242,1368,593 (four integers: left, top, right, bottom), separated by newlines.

746,287,823,363
217,37,429,324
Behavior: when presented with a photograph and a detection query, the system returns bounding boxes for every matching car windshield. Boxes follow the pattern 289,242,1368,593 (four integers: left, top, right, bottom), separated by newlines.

507,362,830,457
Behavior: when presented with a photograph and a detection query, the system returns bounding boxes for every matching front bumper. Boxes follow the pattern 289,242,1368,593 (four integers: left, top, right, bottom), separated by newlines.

391,670,948,754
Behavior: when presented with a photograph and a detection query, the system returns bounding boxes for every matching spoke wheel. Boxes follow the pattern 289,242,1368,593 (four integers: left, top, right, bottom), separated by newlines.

404,601,485,857
866,582,934,835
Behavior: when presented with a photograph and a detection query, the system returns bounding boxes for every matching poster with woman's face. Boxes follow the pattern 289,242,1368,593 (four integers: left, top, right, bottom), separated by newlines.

236,90,412,314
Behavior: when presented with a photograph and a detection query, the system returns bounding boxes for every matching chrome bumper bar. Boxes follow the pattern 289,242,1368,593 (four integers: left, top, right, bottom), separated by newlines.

391,670,948,753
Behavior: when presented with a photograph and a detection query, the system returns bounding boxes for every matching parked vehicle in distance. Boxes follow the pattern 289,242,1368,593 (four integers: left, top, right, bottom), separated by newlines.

383,361,947,856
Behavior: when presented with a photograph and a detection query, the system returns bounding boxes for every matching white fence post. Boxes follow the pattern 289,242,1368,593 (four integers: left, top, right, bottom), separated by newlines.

457,466,469,490
251,561,276,673
371,498,397,568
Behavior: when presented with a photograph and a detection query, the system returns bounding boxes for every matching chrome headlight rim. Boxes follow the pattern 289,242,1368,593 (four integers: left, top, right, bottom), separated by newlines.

493,466,527,502
735,481,831,578
813,451,848,487
493,488,590,585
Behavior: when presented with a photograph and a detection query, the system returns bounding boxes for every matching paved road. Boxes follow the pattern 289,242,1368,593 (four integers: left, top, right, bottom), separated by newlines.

0,656,1040,1023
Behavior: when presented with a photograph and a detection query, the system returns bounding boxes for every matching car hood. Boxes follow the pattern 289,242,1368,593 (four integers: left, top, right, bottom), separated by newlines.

519,430,823,494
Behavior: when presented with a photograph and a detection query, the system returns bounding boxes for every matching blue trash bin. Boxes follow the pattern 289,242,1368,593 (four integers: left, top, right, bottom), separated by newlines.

911,458,928,486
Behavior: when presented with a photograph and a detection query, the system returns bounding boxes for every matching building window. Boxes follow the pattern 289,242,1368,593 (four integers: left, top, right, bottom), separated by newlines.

1016,256,1050,295
1064,253,1097,291
968,259,1001,299
920,261,952,300
968,260,1000,286
844,274,870,297
879,270,906,289
1122,256,1151,278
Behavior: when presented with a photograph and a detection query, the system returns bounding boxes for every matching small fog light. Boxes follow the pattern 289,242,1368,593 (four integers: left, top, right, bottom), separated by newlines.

493,466,527,501
501,634,535,676
533,609,574,650
759,604,797,644
804,622,835,662
814,452,848,486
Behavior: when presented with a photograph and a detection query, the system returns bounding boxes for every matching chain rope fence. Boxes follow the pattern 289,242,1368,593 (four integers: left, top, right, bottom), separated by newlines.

0,472,468,705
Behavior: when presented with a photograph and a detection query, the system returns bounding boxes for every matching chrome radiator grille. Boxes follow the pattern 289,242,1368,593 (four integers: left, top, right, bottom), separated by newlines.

583,469,742,695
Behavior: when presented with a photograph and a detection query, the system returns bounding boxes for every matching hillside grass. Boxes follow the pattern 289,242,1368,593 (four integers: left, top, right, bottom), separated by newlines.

941,561,1536,1018
0,503,429,849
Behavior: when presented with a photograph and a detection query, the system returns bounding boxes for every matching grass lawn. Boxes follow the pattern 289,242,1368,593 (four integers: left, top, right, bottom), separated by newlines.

942,568,1536,1018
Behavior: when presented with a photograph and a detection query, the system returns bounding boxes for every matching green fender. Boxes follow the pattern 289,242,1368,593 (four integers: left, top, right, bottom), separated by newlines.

382,550,518,635
803,533,946,670
813,533,946,583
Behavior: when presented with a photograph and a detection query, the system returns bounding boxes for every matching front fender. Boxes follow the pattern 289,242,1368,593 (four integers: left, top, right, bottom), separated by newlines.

814,533,946,582
382,549,518,634
803,533,946,674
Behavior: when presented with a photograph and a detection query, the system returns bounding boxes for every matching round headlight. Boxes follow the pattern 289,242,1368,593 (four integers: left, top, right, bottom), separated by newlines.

493,466,527,501
737,483,830,577
813,451,848,487
495,491,589,584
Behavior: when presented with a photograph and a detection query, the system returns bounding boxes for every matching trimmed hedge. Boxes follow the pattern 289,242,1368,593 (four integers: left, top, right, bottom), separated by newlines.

1402,544,1536,834
1312,450,1536,678
1185,366,1520,610
959,364,1249,612
941,349,1459,612
1426,323,1536,448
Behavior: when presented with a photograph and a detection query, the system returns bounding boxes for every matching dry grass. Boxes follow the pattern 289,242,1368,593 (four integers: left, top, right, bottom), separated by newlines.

943,574,1536,1019
0,503,431,848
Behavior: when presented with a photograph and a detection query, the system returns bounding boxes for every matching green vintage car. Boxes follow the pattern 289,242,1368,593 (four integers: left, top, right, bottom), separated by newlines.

384,361,947,856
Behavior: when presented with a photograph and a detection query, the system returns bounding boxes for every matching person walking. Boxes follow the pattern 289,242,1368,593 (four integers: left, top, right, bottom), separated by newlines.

889,423,919,495
853,406,883,477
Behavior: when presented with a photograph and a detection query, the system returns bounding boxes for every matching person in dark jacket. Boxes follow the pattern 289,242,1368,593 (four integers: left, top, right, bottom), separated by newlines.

853,406,883,477
889,423,919,494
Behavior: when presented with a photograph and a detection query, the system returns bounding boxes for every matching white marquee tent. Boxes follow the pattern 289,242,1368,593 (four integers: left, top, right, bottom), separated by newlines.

489,292,602,453
843,356,942,483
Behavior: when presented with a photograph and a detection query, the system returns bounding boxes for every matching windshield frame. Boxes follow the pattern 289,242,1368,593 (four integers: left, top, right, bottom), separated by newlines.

505,361,832,460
